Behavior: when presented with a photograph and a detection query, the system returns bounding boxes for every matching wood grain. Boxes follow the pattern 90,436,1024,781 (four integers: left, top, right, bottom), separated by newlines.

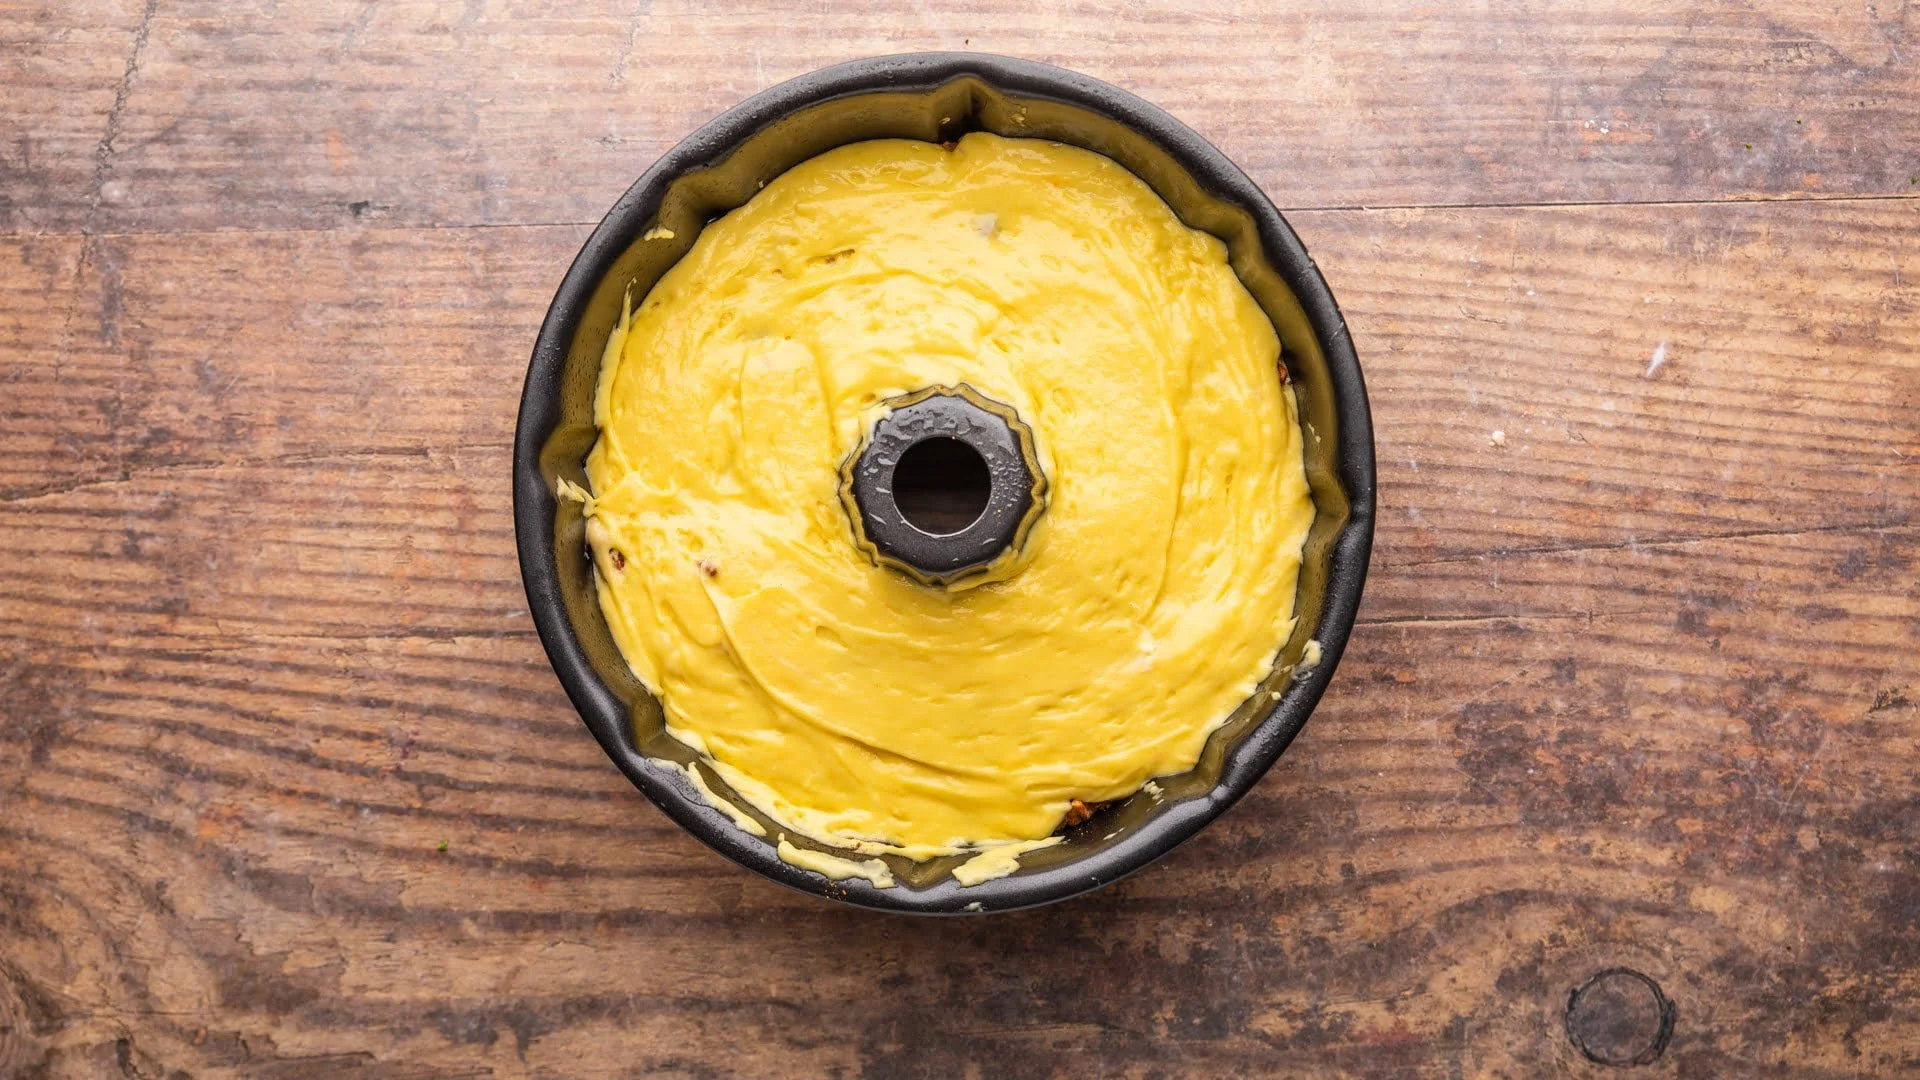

8,0,1920,235
0,225,563,501
0,0,151,234
3,1,1919,1076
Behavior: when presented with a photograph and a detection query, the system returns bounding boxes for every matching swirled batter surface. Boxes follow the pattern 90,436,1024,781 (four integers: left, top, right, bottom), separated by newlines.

585,133,1314,861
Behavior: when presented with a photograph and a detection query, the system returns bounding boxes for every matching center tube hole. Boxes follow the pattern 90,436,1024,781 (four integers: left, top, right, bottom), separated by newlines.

893,437,992,536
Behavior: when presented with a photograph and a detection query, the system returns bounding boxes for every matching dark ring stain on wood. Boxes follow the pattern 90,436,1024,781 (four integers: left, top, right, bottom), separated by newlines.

1566,968,1676,1067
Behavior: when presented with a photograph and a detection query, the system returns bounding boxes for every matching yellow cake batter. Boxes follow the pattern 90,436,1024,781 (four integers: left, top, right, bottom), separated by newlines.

582,132,1314,869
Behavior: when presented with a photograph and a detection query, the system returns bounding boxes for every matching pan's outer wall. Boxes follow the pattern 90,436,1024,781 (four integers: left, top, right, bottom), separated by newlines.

513,53,1376,914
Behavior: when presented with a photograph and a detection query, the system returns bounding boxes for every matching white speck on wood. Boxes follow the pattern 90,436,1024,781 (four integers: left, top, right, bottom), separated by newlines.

1644,341,1669,379
1489,430,1506,447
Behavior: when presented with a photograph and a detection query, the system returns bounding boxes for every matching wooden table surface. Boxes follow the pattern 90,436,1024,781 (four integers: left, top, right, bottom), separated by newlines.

4,2,1918,1076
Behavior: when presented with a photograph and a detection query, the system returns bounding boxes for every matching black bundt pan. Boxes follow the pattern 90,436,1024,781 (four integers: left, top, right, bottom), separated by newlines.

514,53,1376,914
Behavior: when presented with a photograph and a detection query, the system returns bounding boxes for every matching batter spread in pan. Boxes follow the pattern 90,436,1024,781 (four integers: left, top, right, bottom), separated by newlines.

581,133,1313,879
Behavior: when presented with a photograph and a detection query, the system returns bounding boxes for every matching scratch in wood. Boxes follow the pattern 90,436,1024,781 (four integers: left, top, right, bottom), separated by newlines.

339,1,380,52
1772,724,1832,830
1358,612,1596,627
0,442,512,505
176,627,538,650
1402,518,1913,568
86,0,159,222
1283,190,1920,217
1318,987,1430,1011
75,219,604,240
45,0,162,502
608,0,655,86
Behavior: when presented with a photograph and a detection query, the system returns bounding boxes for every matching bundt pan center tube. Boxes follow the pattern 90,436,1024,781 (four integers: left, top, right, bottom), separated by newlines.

841,385,1046,588
514,53,1376,913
